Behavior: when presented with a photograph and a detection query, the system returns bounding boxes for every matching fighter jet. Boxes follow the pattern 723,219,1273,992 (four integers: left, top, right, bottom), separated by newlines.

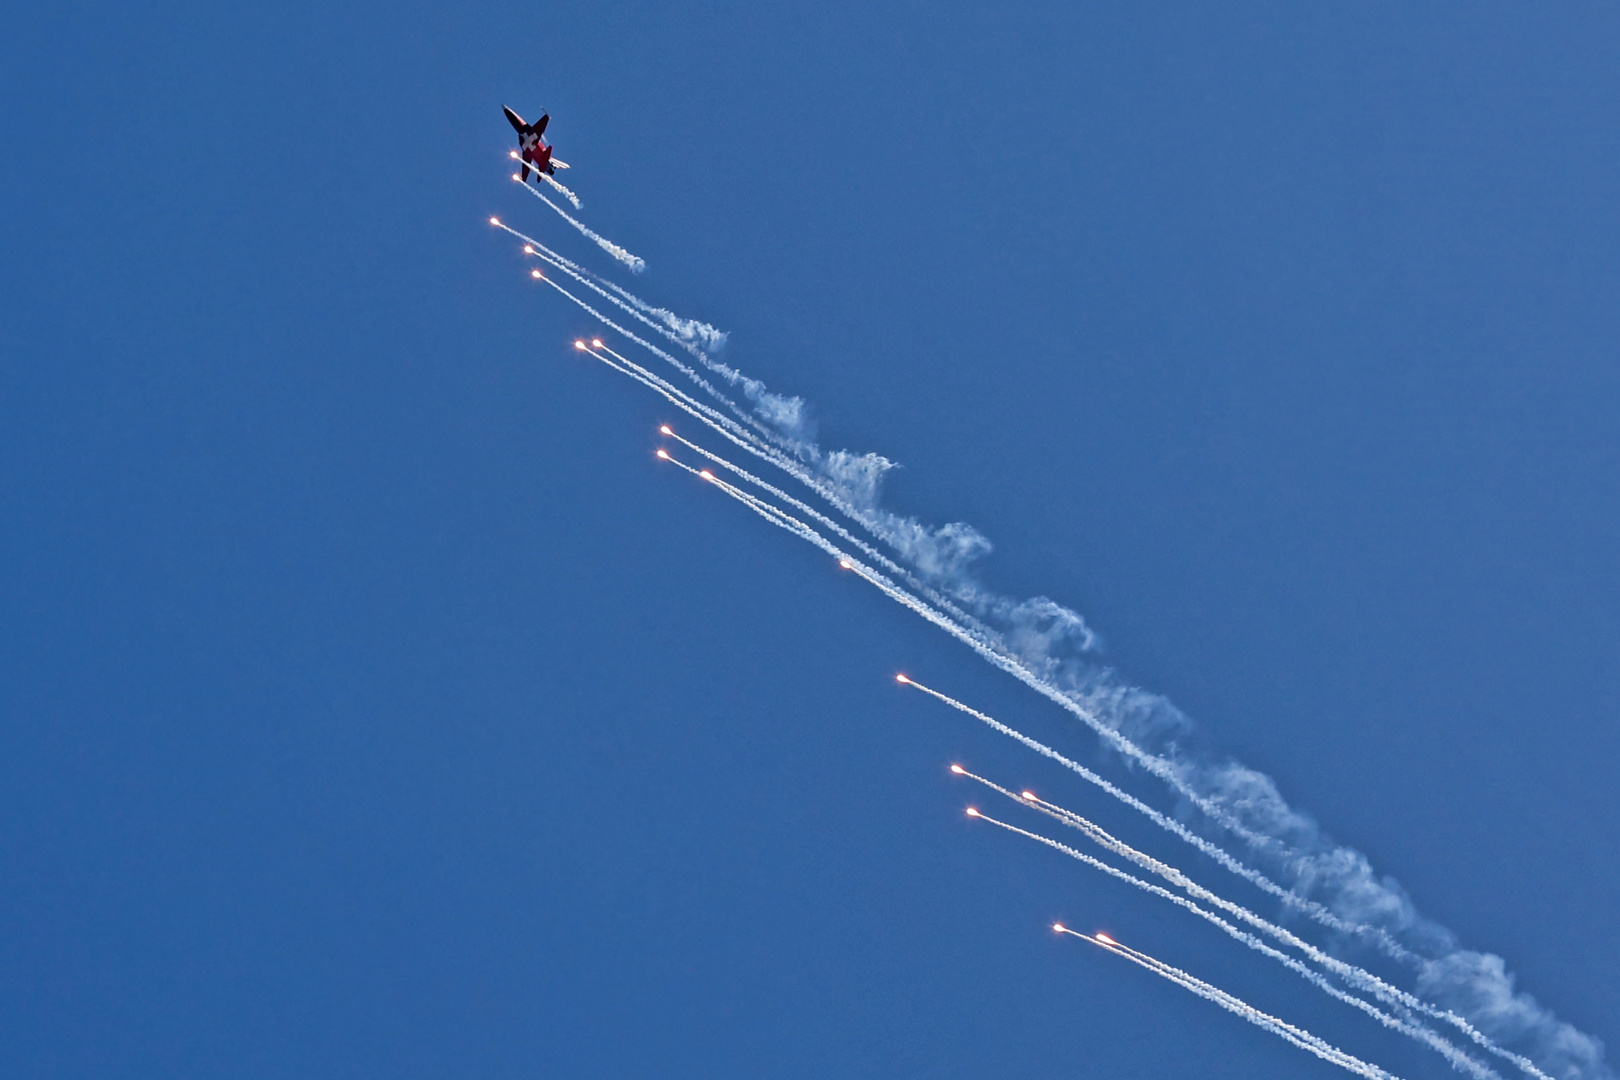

504,106,570,180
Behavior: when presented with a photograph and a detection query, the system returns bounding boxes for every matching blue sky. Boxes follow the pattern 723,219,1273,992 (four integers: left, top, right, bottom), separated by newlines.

3,3,1616,1077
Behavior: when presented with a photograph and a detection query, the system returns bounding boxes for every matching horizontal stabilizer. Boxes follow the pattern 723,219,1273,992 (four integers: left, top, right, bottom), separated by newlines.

551,158,570,170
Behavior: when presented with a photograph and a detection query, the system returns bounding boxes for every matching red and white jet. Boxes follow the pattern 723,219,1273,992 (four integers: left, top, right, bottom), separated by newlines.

503,106,570,180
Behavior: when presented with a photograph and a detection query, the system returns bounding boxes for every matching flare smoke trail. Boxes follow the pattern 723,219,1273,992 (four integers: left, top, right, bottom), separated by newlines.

654,427,1533,1079
636,372,1461,1025
509,224,805,447
494,179,1610,1076
941,696,1553,1078
657,413,1538,1080
537,265,1596,1075
630,309,1582,1079
526,237,726,353
511,175,645,272
645,399,1555,1080
539,171,583,210
553,287,1586,1077
962,781,1507,1080
1098,934,1390,1078
499,220,797,455
907,678,1378,940
511,204,1447,936
1022,786,1549,1079
648,449,1065,713
1053,925,1401,1080
658,453,837,557
658,425,994,637
505,250,773,461
515,261,1016,660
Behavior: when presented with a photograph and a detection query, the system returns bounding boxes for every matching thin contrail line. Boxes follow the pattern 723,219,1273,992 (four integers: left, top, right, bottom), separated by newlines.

1052,924,1401,1080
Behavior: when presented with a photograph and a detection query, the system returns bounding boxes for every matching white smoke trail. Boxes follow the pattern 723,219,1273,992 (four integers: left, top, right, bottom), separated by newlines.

1098,934,1385,1076
498,221,797,455
510,175,646,273
657,453,835,556
1053,925,1402,1080
1099,934,1401,1080
539,171,584,210
508,308,1031,679
574,308,1594,1078
511,227,802,443
651,438,1526,1079
493,199,1611,1078
942,697,1554,1079
1019,785,1550,1079
592,329,1440,1010
528,255,1599,1078
505,253,780,465
659,426,998,640
911,679,1389,943
599,336,1384,917
515,218,1433,916
649,450,1028,673
963,781,1508,1080
647,421,1551,1080
548,243,728,354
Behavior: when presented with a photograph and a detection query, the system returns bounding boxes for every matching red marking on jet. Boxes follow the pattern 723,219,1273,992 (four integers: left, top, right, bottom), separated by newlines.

504,106,571,182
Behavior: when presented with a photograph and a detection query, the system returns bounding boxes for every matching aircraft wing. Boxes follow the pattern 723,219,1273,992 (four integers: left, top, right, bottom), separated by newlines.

503,106,527,133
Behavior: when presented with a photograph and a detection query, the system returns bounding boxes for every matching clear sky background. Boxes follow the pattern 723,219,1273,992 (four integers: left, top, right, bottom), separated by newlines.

3,3,1617,1078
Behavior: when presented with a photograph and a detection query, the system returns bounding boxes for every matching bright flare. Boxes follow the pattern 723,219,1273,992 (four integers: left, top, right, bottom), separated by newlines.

966,807,981,818
1096,933,1116,945
700,470,715,481
574,340,586,349
896,673,911,684
950,764,966,774
592,338,604,347
1022,791,1038,801
489,216,501,226
839,559,854,569
1053,923,1066,933
660,425,674,436
656,450,670,460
